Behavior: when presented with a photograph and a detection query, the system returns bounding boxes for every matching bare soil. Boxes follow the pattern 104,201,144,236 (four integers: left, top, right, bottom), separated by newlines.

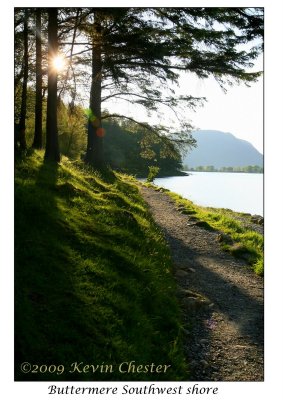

139,185,264,381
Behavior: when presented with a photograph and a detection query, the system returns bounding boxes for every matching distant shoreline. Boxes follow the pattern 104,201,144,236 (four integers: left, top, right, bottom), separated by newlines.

183,170,263,174
137,168,263,180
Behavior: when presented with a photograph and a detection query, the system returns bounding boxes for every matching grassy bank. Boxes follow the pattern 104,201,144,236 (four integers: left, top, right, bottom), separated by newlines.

15,151,187,381
145,184,263,276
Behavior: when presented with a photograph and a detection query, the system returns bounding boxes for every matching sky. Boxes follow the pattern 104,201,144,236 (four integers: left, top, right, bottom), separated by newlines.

178,64,264,153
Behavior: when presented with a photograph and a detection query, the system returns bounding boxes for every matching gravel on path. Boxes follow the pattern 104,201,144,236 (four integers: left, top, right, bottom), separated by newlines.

139,185,264,381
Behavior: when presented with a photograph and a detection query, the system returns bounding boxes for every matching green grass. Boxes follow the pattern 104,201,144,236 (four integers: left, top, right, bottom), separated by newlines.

148,187,263,276
15,151,187,381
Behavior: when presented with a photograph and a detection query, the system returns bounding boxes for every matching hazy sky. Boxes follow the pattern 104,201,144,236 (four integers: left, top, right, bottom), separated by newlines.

179,66,264,153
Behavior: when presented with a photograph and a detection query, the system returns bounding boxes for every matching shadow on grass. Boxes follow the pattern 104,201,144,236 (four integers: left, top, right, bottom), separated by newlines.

15,159,186,381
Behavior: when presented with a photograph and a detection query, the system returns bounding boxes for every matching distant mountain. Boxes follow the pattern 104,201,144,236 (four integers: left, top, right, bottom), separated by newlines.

183,130,263,168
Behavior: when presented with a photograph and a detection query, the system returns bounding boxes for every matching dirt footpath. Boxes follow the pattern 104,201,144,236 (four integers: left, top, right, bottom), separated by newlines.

139,185,264,381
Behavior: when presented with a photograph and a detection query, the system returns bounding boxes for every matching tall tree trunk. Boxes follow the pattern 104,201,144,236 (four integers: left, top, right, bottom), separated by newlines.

85,19,104,168
33,8,43,149
18,9,28,150
45,8,60,162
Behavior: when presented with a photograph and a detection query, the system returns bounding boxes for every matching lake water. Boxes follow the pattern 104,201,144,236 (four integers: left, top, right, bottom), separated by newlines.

155,172,263,216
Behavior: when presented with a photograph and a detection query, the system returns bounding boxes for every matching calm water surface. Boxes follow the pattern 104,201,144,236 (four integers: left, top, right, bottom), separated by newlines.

155,172,263,216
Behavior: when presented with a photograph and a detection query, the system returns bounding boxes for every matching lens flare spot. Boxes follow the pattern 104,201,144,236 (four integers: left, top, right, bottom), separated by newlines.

96,128,105,137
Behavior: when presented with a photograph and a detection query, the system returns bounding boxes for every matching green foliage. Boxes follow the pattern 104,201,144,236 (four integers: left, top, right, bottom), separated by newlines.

15,87,184,175
254,258,264,276
166,191,263,276
15,86,40,144
147,166,160,183
103,119,184,176
57,101,87,159
15,88,86,159
15,151,187,381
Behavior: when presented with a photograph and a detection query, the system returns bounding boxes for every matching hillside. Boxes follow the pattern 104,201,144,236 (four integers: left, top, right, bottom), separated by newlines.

15,151,187,381
183,130,263,168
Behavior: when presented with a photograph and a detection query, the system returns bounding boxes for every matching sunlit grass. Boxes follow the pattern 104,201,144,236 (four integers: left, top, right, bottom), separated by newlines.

148,186,263,276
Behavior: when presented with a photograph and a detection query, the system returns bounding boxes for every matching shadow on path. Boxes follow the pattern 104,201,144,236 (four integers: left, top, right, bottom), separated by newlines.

165,231,264,346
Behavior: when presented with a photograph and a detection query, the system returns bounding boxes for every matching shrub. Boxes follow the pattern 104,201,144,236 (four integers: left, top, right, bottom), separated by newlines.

147,166,160,183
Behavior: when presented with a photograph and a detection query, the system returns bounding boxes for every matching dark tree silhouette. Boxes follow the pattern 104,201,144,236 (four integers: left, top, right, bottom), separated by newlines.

85,13,104,167
33,7,43,149
45,8,60,162
18,8,28,150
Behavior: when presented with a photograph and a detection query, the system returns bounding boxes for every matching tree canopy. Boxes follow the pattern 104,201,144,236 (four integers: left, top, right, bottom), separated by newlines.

14,7,263,168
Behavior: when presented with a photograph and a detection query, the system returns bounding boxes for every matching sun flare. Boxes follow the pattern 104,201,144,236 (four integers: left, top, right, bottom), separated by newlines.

52,55,66,72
